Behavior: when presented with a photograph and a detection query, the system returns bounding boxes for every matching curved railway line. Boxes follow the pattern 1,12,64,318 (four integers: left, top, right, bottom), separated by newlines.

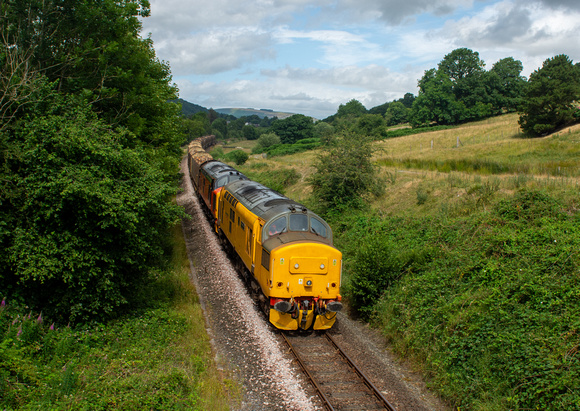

281,331,397,410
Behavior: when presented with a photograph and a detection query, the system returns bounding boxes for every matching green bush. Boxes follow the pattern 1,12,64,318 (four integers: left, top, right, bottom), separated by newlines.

1,100,183,323
308,133,384,213
225,149,249,165
256,132,280,149
344,239,405,319
333,190,580,409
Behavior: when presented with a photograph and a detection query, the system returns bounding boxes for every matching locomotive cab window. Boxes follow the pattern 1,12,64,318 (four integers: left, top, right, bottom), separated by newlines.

267,216,286,237
289,214,308,232
310,217,327,238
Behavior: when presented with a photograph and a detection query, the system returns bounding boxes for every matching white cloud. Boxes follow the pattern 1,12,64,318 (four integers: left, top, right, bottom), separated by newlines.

142,0,580,118
434,1,580,74
176,64,418,118
153,28,275,75
274,28,394,66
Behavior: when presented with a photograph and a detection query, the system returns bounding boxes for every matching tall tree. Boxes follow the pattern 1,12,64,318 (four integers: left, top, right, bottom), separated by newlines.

438,48,489,118
519,55,580,136
270,114,314,144
0,0,184,322
410,69,466,127
1,0,181,152
487,57,526,113
385,101,409,126
336,99,367,118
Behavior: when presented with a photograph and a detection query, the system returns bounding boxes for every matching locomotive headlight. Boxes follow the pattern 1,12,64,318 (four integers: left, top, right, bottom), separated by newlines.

306,280,312,286
320,264,325,270
294,263,299,269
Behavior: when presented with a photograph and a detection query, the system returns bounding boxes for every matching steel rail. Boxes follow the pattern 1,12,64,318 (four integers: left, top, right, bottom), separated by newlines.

281,333,335,411
324,332,397,411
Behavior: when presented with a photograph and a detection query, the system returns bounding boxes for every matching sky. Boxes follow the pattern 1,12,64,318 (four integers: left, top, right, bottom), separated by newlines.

140,0,580,119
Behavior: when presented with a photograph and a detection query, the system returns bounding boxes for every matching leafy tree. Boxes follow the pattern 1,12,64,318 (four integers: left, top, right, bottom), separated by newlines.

207,108,219,124
1,98,183,322
308,133,384,213
410,49,526,126
242,124,258,140
4,0,180,150
313,121,335,145
211,118,228,140
256,132,280,149
270,114,314,144
182,112,211,142
259,116,277,127
400,92,415,108
519,54,580,136
355,114,386,138
438,48,485,83
438,48,489,120
410,69,466,127
0,0,185,323
244,114,262,125
385,101,409,126
487,57,526,113
336,99,367,118
368,102,390,116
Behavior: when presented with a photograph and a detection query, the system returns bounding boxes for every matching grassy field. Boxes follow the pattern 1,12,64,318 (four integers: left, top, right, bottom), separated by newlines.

234,114,579,214
0,225,236,410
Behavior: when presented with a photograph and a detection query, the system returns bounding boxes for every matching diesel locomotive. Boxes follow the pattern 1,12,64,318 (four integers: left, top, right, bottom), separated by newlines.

188,136,343,330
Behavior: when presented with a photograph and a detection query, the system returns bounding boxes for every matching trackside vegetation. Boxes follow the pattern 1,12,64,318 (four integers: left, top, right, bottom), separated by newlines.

333,190,579,410
1,1,233,408
0,225,233,410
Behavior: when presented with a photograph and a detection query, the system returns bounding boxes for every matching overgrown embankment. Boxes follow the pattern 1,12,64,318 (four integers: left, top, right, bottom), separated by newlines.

0,225,231,410
334,190,579,410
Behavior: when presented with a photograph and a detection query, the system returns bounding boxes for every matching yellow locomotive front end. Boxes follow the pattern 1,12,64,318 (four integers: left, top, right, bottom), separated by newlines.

267,240,342,330
217,179,343,331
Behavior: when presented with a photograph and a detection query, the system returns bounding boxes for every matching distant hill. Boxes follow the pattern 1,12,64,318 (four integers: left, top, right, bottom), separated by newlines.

174,99,296,119
173,99,208,116
215,108,295,119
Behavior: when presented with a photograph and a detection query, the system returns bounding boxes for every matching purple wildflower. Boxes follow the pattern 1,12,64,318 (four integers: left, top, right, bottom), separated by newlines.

1,298,5,307
37,313,43,324
17,325,22,338
50,323,55,331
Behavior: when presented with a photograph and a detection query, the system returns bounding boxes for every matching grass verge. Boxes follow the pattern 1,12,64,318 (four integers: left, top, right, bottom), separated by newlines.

0,224,235,410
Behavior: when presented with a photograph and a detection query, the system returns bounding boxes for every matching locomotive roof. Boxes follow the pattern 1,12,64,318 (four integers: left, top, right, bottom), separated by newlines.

224,179,305,221
202,161,245,180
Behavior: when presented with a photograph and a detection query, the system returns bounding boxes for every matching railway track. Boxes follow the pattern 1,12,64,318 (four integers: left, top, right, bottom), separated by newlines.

282,331,397,410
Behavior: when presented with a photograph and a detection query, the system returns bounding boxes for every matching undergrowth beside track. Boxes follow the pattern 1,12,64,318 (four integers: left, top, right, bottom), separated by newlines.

0,225,233,410
332,189,580,410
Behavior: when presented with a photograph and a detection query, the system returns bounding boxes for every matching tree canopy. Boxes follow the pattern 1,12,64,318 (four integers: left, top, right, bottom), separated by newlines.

1,0,184,323
518,54,580,136
270,114,314,144
410,48,526,127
